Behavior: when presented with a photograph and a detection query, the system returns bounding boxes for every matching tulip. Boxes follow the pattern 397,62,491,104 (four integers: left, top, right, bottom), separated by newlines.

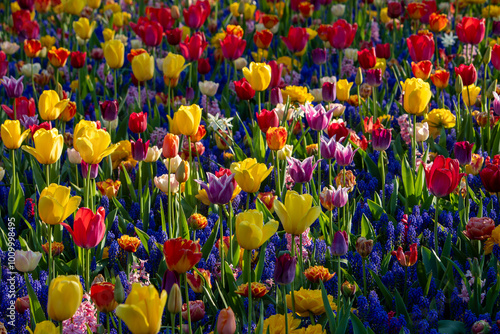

128,111,148,134
365,68,383,87
270,87,283,105
74,125,117,164
327,120,349,140
195,172,235,205
268,60,283,89
154,174,179,193
355,237,374,258
2,76,24,98
401,78,432,115
287,156,319,184
274,253,297,285
199,81,219,96
387,0,403,17
304,266,335,283
415,122,430,142
391,244,418,267
115,284,167,334
38,90,69,121
322,82,336,102
217,307,237,334
48,275,83,321
274,191,321,235
100,100,118,122
235,210,278,250
23,39,42,58
286,288,335,317
97,179,121,198
234,78,256,100
198,58,211,75
162,269,180,295
492,45,500,71
462,84,481,107
14,250,42,272
90,282,118,313
132,52,155,82
327,19,357,50
183,1,210,29
320,136,339,160
431,70,450,89
163,53,188,87
145,146,162,163
1,120,30,149
0,51,8,78
266,126,288,150
103,40,125,69
254,30,273,49
81,161,98,180
61,207,105,249
47,47,70,68
335,142,358,166
372,128,392,151
167,283,182,314
454,141,474,166
186,268,211,293
336,79,353,102
131,139,150,162
220,34,247,61
38,184,81,225
406,33,434,62
455,64,477,87
424,155,462,198
480,164,500,193
243,62,272,92
180,32,208,62
163,237,202,274
429,13,447,33
28,321,59,334
162,133,180,159
130,18,163,47
70,51,86,69
320,185,349,211
0,167,5,182
117,235,142,253
358,47,376,69
256,109,279,133
168,104,202,137
375,43,391,59
331,231,348,256
456,17,485,45
22,128,63,165
73,17,96,41
230,158,273,193
464,217,495,241
411,61,433,80
302,104,334,131
281,26,309,54
15,295,30,314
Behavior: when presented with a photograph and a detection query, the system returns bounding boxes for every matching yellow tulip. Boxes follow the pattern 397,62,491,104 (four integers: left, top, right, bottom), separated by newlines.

235,210,278,250
103,40,125,69
229,2,256,20
373,58,387,73
74,119,99,143
74,125,118,164
48,275,83,321
73,17,96,41
336,79,354,102
286,288,336,317
132,53,155,82
401,78,432,115
424,108,456,138
380,8,390,24
27,321,59,334
462,84,481,107
163,53,188,87
274,191,322,235
87,0,101,9
38,183,81,225
22,128,64,165
103,28,115,42
115,283,167,334
242,62,272,91
62,0,86,15
1,120,29,149
281,85,314,104
263,314,301,334
230,158,273,193
38,90,69,121
167,104,202,137
40,35,56,49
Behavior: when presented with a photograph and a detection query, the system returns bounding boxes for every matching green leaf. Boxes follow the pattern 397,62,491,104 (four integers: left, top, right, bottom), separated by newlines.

369,269,393,309
361,214,375,240
134,228,150,254
319,281,336,333
201,218,219,259
8,176,25,218
25,274,46,325
394,290,413,330
438,320,466,334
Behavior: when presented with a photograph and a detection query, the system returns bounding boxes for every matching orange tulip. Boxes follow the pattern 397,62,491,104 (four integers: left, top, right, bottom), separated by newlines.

407,2,426,20
266,126,287,150
431,70,450,89
216,307,236,334
429,13,447,33
163,237,202,274
117,235,141,252
411,60,433,80
24,39,42,58
162,133,180,159
189,125,207,142
48,47,70,67
58,101,77,122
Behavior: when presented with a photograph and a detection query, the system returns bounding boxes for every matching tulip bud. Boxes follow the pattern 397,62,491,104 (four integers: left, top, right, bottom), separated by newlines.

483,46,492,65
472,320,491,334
217,307,237,334
487,79,498,99
341,281,356,298
355,67,363,86
56,82,65,100
355,237,373,258
171,5,180,19
455,74,463,93
114,275,125,303
270,87,283,105
470,258,481,279
15,296,30,314
322,82,336,102
274,253,297,285
175,160,190,183
167,283,182,314
0,167,5,182
331,231,348,256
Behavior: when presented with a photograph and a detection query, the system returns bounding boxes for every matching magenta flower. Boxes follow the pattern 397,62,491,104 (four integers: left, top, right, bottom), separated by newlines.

287,156,319,184
196,172,235,205
335,142,358,166
320,136,341,160
131,139,150,162
372,128,392,151
302,104,334,131
2,76,24,98
331,230,348,256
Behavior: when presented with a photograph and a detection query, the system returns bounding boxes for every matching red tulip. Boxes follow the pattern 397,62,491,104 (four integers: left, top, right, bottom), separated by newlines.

375,43,391,59
456,17,485,45
61,207,106,249
327,19,357,50
455,64,477,86
492,45,500,71
29,122,52,136
0,51,8,78
391,243,418,267
253,30,273,49
387,0,404,18
70,51,86,69
220,34,246,61
146,6,176,31
424,155,462,198
183,1,210,30
327,121,349,140
406,32,434,62
234,78,255,100
256,109,279,133
268,60,283,89
480,163,500,193
198,58,211,75
2,97,36,120
419,0,437,24
130,17,163,47
358,47,376,69
464,217,495,241
90,282,118,313
280,26,309,54
166,28,183,46
411,60,433,80
129,112,148,134
179,32,208,62
163,237,202,274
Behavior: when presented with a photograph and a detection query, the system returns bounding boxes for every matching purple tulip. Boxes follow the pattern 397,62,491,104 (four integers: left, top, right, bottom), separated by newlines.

335,142,358,166
372,128,392,151
2,76,24,98
331,231,348,256
365,69,383,87
493,21,500,36
320,136,340,160
321,185,349,208
312,48,327,65
81,162,99,179
271,87,283,105
186,87,195,101
493,92,500,116
302,104,334,131
454,141,474,166
131,139,150,161
274,253,297,285
161,269,180,293
196,172,235,205
287,156,320,184
20,115,39,129
322,82,336,102
100,100,119,122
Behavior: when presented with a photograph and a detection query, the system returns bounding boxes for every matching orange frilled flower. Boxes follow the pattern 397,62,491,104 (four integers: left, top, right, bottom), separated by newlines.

363,116,383,134
226,25,244,38
42,241,65,256
407,2,426,20
335,169,356,191
188,213,208,230
163,237,202,274
304,266,335,283
58,101,77,122
429,13,447,33
24,39,42,58
186,268,212,293
411,60,433,80
127,48,148,63
189,125,207,143
317,24,331,42
235,282,269,299
266,126,287,150
117,235,141,252
48,47,70,67
298,1,314,18
253,30,273,49
256,191,277,213
261,14,279,30
430,69,450,89
97,179,121,198
35,0,51,13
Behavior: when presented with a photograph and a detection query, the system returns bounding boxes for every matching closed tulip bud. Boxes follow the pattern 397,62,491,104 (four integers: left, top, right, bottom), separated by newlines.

1,120,30,149
341,281,356,297
103,40,125,69
15,296,30,314
132,53,154,82
274,253,297,285
171,5,180,19
167,283,182,314
0,167,5,182
455,74,463,93
217,307,237,334
128,111,147,134
483,46,492,65
355,67,363,86
14,250,42,272
355,237,374,258
322,82,336,102
175,160,190,183
162,133,180,159
454,141,474,166
487,80,498,99
242,62,272,91
331,231,348,256
114,275,125,303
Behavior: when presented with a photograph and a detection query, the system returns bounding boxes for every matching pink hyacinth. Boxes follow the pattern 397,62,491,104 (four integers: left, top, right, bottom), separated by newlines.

63,294,99,334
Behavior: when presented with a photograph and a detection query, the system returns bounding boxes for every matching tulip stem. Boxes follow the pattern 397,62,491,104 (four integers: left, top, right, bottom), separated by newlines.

171,312,176,334
113,70,118,102
290,236,296,317
317,131,322,194
412,114,417,172
403,266,408,302
282,284,289,334
59,321,63,334
273,152,281,200
257,91,262,115
107,313,110,334
219,206,225,289
85,248,91,291
184,273,192,334
46,164,50,187
434,196,440,253
337,256,342,323
11,150,16,200
167,158,172,238
247,250,253,327
379,151,386,208
362,257,367,296
48,225,53,287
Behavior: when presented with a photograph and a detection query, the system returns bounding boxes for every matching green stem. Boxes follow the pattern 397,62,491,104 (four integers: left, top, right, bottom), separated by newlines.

412,114,417,172
184,273,192,334
317,131,322,193
247,250,253,327
337,256,342,323
46,164,50,187
403,266,408,302
258,91,262,115
107,313,110,334
290,236,296,317
372,86,377,119
171,312,176,334
11,150,16,199
48,225,53,287
282,284,289,334
434,197,440,253
59,321,63,334
219,206,225,289
362,257,367,296
380,151,386,208
86,248,91,292
114,70,118,101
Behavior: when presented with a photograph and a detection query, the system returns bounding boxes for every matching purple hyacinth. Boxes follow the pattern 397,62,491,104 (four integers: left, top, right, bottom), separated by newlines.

287,156,320,184
196,172,235,205
2,76,24,98
302,104,334,131
335,142,358,166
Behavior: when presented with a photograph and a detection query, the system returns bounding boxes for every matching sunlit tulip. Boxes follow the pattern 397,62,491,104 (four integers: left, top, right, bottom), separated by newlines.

27,321,59,334
97,179,121,198
38,184,81,225
38,90,69,121
22,128,64,164
274,191,321,235
47,47,70,68
62,207,106,249
14,250,42,272
216,307,237,334
132,52,155,82
162,53,188,86
1,120,29,149
103,40,125,69
163,237,202,274
230,158,273,193
74,125,117,164
48,275,83,321
242,62,272,91
90,282,118,313
73,17,96,41
167,104,202,137
401,78,432,115
235,210,278,250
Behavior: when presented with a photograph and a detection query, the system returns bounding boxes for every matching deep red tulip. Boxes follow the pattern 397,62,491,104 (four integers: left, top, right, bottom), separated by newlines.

256,109,279,133
327,121,349,140
129,112,148,134
375,43,391,59
130,17,163,47
90,282,118,313
406,32,434,62
220,34,246,61
387,0,404,18
70,51,86,69
455,64,477,86
327,19,357,50
2,97,36,120
29,122,52,136
163,237,202,274
0,51,8,78
456,17,485,45
358,47,376,69
234,78,255,100
480,164,500,193
198,58,211,75
492,44,500,71
131,138,150,161
268,60,283,89
100,100,119,122
391,244,418,267
179,32,208,62
253,30,273,49
61,207,106,249
424,155,462,198
146,6,176,31
419,0,437,24
183,1,210,30
18,0,35,11
372,128,392,151
464,217,495,241
166,28,183,46
280,26,309,54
